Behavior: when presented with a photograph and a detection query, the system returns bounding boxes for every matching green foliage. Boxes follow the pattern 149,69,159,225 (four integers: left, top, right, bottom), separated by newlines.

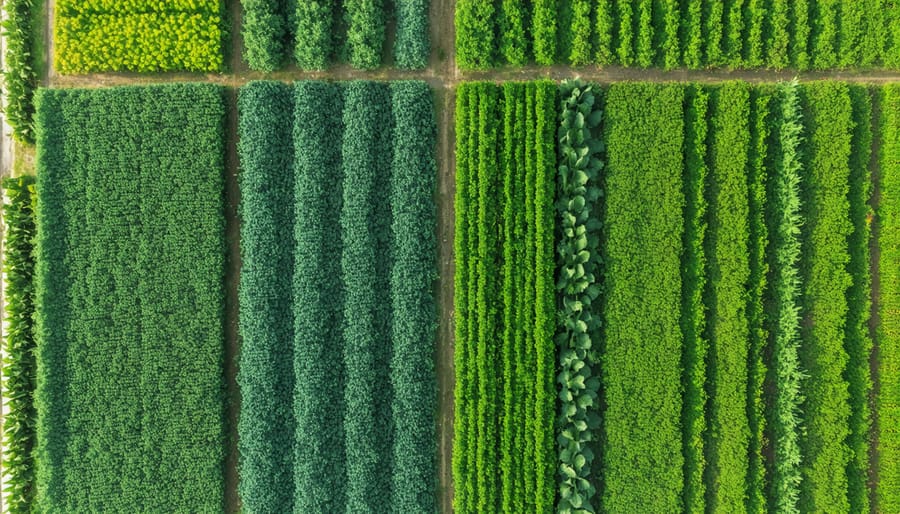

724,0,745,66
602,83,684,513
237,81,296,513
555,81,603,514
344,0,387,69
656,0,680,69
767,0,791,69
238,80,437,513
614,0,635,65
55,2,224,73
766,80,805,514
2,0,37,142
2,176,37,514
595,0,615,64
563,0,593,65
744,0,766,67
454,81,557,514
293,0,335,70
455,0,495,68
704,82,752,513
845,84,873,514
704,0,726,66
499,0,527,65
798,81,853,513
533,0,559,65
290,80,346,513
242,0,288,71
790,0,810,70
681,85,709,514
746,87,772,514
394,0,430,68
838,0,864,68
683,0,704,68
878,83,900,514
340,81,394,511
811,0,839,69
635,0,653,66
33,84,226,512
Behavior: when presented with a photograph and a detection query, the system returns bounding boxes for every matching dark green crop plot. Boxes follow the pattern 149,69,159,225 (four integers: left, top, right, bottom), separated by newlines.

456,0,900,69
237,80,437,513
243,0,430,71
32,84,227,512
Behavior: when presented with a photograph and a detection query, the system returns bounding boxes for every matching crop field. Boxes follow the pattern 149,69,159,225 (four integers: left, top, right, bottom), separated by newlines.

456,0,900,69
453,80,897,513
30,84,227,512
242,0,430,71
54,0,225,73
237,80,437,513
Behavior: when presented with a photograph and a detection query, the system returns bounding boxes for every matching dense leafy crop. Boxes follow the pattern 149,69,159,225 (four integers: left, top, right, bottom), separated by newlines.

845,84,874,514
2,0,37,142
602,83,684,512
244,0,429,70
453,81,557,514
705,82,752,513
237,80,436,513
2,176,37,514
456,0,900,69
798,82,854,512
33,84,227,511
681,85,709,514
878,84,900,514
555,81,603,514
55,2,224,73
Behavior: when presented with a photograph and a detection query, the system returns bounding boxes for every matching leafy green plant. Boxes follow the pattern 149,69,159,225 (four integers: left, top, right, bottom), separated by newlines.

394,0,430,68
2,176,37,514
293,0,336,70
242,0,288,71
344,0,387,69
2,0,37,142
555,80,603,514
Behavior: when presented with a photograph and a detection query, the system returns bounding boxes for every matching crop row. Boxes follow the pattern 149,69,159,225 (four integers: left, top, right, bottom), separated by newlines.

242,0,430,72
237,80,437,513
456,0,900,69
453,81,557,513
2,176,37,514
454,80,895,512
32,84,227,512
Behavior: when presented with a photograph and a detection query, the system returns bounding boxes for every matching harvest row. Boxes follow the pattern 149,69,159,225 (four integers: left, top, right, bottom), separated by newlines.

454,80,900,513
456,0,900,70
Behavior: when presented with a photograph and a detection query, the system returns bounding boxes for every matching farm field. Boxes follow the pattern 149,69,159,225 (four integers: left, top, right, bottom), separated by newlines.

237,80,437,513
456,0,900,69
30,84,227,512
453,79,898,513
5,0,900,511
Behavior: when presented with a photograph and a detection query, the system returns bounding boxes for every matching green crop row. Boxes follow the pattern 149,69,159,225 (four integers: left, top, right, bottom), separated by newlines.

602,83,685,512
55,12,224,73
878,84,900,514
243,0,429,71
237,80,436,513
456,0,900,69
555,80,603,514
2,0,38,142
2,176,37,514
453,81,557,513
33,84,227,512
